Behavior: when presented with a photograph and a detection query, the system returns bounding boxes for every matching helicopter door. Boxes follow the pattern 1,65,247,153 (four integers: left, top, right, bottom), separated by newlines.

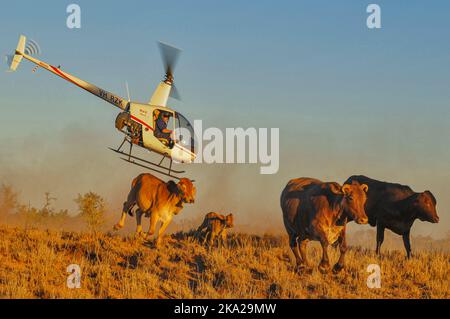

153,109,175,148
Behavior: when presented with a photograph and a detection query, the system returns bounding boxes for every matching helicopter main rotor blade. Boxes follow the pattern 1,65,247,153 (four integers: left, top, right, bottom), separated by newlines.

158,41,181,78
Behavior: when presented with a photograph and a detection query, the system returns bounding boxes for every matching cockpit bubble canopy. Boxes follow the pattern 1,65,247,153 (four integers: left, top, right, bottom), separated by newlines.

174,112,196,154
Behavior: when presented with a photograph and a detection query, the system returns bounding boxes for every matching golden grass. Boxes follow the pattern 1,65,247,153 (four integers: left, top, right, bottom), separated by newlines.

0,225,448,299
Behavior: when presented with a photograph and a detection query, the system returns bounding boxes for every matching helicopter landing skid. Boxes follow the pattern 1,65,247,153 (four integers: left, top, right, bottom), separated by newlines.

108,147,185,180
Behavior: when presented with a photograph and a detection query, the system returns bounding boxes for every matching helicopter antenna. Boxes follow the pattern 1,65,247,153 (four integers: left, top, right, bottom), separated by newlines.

125,81,131,102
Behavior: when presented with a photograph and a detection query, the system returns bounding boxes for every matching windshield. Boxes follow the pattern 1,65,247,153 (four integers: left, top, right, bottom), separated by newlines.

175,112,196,154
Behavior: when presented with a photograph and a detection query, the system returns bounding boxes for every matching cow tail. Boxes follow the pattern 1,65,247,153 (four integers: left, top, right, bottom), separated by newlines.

131,176,139,188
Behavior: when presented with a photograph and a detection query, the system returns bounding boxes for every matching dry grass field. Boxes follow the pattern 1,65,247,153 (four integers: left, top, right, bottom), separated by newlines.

0,224,448,299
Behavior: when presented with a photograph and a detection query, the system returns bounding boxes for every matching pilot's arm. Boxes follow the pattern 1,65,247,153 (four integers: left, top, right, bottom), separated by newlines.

156,118,172,133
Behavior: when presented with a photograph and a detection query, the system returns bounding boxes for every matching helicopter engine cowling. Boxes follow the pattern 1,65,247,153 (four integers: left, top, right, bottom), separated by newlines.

115,112,142,145
115,112,130,131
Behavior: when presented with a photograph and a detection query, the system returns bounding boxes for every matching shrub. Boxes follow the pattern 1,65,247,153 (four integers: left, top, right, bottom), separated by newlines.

74,192,105,233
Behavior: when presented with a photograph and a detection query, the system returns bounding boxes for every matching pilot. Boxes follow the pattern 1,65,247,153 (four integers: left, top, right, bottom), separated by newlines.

155,112,174,147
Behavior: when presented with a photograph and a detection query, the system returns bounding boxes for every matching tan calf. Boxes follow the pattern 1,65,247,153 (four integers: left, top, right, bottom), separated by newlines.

114,173,196,247
196,212,234,247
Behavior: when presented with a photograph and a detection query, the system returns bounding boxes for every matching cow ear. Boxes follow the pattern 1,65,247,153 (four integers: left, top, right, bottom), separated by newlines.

361,184,369,193
167,180,178,193
342,184,351,195
424,190,433,197
327,183,343,195
424,190,437,204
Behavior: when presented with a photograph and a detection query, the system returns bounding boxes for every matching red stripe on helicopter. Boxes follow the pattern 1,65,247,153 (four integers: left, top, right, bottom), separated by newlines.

50,65,83,89
130,115,195,157
130,115,154,131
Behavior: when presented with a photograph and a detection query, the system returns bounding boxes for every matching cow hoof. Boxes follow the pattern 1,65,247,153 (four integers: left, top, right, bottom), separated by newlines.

295,264,310,274
135,232,145,240
332,263,344,273
113,224,123,231
318,264,330,274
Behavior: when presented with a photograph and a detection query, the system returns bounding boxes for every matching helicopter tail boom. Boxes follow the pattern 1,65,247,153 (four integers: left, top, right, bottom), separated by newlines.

8,35,128,111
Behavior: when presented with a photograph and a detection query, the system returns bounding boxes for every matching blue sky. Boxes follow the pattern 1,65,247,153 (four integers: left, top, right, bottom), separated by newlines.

0,1,449,237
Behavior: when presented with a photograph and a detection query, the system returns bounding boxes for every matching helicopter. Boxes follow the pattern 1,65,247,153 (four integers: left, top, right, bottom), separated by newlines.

7,35,196,179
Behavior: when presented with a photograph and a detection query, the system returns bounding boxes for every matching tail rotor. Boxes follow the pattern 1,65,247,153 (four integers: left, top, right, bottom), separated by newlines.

6,35,41,72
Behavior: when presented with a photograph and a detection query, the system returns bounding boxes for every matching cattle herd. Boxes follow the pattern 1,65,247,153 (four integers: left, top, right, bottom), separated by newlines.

280,175,439,272
113,173,439,273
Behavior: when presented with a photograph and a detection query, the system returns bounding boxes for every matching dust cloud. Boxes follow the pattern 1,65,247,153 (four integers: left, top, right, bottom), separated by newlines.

0,124,284,234
0,122,448,239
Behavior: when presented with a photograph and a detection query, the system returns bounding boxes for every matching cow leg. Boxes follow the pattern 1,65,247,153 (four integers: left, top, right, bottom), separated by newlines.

145,211,158,241
376,223,385,256
113,201,134,230
214,229,221,247
113,212,127,230
402,230,412,259
319,240,330,273
299,239,309,268
135,209,144,237
208,231,216,247
289,235,303,269
202,230,210,245
155,216,173,248
221,229,228,248
333,227,347,273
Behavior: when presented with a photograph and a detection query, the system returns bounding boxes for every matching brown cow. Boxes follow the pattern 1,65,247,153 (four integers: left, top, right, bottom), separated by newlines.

280,177,368,273
113,173,196,247
345,175,439,258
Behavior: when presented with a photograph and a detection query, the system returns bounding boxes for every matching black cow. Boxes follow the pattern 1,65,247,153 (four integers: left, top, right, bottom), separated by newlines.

345,175,439,258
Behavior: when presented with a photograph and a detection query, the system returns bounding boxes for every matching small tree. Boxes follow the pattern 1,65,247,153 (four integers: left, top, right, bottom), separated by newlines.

0,184,18,216
40,192,57,217
74,192,106,233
